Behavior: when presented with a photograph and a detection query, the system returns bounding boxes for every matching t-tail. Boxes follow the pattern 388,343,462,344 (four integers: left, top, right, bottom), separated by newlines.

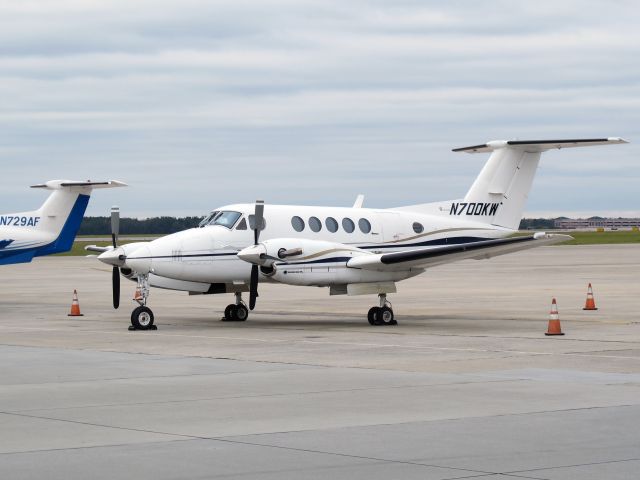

0,180,126,265
450,138,628,230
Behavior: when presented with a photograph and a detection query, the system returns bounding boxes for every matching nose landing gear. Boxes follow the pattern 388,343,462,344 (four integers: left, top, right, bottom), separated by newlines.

367,294,396,326
222,292,249,322
128,274,157,331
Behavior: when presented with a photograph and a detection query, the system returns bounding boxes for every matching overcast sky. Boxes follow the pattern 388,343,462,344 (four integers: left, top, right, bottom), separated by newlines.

1,0,638,218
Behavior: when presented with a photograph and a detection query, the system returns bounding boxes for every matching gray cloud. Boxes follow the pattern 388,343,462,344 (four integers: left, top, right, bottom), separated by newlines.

0,0,637,217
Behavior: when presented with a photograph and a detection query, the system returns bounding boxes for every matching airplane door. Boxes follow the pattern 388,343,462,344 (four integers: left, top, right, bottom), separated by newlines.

377,212,406,243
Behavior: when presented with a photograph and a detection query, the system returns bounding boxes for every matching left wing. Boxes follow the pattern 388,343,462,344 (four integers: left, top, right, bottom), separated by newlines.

347,234,571,271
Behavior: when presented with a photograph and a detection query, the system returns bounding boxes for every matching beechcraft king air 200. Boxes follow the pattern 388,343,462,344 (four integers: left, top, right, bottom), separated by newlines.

93,138,626,329
0,180,126,265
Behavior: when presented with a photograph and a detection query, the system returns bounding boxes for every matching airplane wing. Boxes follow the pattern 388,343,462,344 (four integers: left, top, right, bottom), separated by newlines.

347,234,571,271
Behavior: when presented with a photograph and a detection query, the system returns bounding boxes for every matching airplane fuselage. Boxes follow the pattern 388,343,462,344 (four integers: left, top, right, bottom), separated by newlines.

127,203,511,289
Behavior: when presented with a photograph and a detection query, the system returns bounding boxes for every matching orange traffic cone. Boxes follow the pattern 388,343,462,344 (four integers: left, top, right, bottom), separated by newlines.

545,298,564,336
68,289,84,317
583,283,598,311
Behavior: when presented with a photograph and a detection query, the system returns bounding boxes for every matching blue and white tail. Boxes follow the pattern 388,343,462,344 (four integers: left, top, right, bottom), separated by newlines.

0,180,126,264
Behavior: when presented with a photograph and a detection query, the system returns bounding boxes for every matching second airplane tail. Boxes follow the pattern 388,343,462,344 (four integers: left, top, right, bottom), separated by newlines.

26,180,126,256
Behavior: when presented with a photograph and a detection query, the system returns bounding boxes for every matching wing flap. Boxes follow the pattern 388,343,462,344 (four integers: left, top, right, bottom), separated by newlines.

348,234,572,271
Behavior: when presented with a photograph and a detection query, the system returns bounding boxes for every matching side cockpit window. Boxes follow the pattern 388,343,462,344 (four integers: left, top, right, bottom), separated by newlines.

248,214,266,231
236,217,247,230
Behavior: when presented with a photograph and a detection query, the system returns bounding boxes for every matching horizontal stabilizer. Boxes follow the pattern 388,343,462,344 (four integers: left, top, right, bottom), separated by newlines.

31,180,127,190
453,137,627,153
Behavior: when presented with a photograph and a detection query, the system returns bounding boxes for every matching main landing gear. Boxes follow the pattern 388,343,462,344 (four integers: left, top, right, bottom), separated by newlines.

222,292,249,322
129,274,157,331
367,293,396,326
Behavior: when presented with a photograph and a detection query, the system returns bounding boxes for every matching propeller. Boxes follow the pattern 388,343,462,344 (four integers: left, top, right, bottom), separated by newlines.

248,200,264,310
111,206,120,309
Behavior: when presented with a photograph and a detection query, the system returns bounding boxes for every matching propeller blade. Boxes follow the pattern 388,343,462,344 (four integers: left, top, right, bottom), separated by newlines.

110,206,120,248
112,266,120,309
249,264,259,310
253,200,264,245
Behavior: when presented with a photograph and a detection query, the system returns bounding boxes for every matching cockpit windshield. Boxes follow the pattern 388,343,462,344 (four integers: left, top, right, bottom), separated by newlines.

198,211,220,228
202,210,242,229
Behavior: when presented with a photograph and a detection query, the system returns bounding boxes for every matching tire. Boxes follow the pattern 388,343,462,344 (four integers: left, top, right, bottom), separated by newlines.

131,306,154,330
235,304,249,321
379,306,395,325
223,304,235,321
368,307,381,325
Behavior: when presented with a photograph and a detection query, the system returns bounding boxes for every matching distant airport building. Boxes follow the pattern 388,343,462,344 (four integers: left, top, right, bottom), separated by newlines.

554,217,640,230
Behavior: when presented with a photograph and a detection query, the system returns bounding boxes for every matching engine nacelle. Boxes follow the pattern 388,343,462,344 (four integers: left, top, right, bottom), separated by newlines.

250,238,412,287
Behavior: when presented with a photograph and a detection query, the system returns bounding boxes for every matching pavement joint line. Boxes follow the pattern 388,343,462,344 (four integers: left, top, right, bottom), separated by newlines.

3,327,640,361
3,322,640,346
215,403,640,441
206,437,500,477
0,326,291,344
0,410,497,476
437,475,548,480
504,456,640,475
0,371,303,387
6,379,524,414
0,438,195,456
5,405,632,478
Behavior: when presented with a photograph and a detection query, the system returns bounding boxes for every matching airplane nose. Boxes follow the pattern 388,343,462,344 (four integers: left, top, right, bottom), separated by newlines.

126,245,153,274
97,247,126,267
237,244,267,265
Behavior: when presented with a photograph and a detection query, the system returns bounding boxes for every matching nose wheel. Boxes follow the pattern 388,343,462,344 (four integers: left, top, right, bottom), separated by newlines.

223,292,249,322
367,294,396,326
128,274,157,331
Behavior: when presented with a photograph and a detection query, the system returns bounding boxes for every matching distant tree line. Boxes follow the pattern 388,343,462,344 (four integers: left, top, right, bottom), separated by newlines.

79,215,559,235
78,216,203,235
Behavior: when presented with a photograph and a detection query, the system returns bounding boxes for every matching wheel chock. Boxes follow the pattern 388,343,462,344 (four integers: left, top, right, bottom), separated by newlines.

127,325,158,331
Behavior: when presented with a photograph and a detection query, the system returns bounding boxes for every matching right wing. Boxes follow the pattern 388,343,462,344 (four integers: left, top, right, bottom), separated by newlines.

347,234,571,272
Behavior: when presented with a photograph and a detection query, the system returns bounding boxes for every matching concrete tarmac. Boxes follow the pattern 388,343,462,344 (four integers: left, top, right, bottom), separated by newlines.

1,244,639,479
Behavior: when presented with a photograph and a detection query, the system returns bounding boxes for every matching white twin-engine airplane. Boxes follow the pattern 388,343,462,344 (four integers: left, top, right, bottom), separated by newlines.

92,138,626,329
0,180,126,265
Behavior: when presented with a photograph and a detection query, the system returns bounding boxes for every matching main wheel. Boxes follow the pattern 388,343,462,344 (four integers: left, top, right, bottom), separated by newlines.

379,306,395,325
235,304,249,321
131,306,154,330
368,307,382,325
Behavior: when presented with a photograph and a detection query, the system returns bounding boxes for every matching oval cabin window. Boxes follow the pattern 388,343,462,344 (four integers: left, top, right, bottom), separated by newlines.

291,216,305,232
309,216,322,232
342,218,355,233
358,218,371,234
325,217,338,233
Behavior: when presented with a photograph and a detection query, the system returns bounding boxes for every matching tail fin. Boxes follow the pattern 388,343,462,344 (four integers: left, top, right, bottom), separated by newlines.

14,180,126,256
452,138,627,230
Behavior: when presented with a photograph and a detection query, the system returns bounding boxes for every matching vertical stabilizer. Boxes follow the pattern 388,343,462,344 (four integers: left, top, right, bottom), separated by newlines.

451,138,627,231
